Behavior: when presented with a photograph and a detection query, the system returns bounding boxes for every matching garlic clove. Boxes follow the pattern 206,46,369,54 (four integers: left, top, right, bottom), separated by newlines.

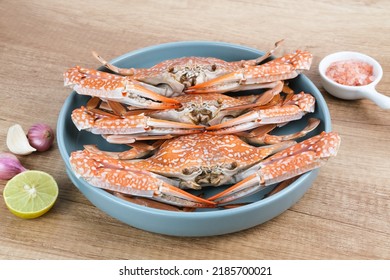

6,124,37,155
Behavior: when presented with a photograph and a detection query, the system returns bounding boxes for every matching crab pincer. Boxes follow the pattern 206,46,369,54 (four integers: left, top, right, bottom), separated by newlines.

64,66,180,109
70,150,215,208
208,131,341,204
71,106,205,141
206,92,316,134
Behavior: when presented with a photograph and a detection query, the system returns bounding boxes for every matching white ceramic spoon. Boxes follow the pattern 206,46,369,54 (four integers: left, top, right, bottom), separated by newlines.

319,51,390,109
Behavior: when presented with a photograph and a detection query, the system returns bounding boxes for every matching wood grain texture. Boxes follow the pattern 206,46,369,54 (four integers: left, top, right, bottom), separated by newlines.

0,0,389,260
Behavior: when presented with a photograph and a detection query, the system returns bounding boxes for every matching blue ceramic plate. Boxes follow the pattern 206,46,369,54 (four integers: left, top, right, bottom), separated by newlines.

57,41,331,236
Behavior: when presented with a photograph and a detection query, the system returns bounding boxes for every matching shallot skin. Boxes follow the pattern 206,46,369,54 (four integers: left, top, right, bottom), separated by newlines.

27,123,55,152
0,153,27,180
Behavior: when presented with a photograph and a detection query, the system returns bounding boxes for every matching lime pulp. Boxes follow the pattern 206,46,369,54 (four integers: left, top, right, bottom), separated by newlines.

3,170,58,219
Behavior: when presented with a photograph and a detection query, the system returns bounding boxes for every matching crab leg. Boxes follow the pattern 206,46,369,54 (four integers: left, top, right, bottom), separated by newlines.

103,134,175,144
70,150,215,208
208,131,341,204
186,50,313,94
71,106,204,136
207,92,315,134
64,66,180,109
84,141,164,160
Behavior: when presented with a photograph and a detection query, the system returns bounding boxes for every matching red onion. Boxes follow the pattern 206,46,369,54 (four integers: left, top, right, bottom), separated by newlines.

0,153,27,180
27,123,55,152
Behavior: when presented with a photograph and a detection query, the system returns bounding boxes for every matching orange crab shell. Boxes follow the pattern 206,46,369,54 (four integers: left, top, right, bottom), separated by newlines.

132,133,295,187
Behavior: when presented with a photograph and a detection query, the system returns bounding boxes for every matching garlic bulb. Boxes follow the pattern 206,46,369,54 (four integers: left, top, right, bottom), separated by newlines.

6,124,37,155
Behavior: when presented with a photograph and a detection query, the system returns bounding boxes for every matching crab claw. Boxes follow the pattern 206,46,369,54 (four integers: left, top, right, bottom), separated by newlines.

70,150,215,208
186,50,313,94
64,66,180,109
207,92,315,134
71,106,204,136
208,131,340,204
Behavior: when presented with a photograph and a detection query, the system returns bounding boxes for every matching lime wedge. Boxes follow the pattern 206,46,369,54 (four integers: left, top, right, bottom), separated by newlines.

3,170,58,219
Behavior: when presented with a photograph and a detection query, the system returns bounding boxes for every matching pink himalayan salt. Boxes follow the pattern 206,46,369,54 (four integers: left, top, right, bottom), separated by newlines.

326,59,374,86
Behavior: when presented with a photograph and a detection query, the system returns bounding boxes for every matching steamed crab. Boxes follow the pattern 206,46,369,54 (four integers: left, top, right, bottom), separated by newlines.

64,40,313,111
92,40,285,94
70,131,340,208
70,80,317,144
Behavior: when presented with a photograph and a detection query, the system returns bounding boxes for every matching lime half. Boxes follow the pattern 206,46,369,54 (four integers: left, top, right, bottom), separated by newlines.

3,170,58,219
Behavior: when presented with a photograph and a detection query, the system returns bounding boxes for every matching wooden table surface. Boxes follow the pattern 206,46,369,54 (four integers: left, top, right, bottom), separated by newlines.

1,0,389,260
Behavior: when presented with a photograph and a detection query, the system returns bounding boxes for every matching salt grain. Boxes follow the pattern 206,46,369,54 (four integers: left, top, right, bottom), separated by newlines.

326,59,374,86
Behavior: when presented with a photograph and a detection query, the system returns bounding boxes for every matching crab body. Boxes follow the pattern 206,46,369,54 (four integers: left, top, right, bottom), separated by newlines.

130,133,296,189
148,92,253,126
133,56,242,94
